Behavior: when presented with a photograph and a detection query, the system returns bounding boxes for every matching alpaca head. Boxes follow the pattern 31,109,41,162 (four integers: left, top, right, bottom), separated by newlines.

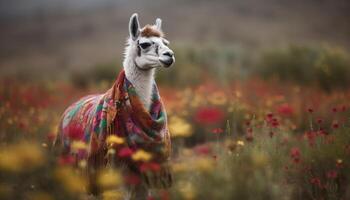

124,13,175,70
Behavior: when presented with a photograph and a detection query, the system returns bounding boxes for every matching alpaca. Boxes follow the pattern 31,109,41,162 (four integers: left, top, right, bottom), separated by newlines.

54,13,175,198
123,14,174,110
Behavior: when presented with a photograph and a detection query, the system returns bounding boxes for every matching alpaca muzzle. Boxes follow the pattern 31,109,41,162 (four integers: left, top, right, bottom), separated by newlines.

159,54,174,68
159,57,174,67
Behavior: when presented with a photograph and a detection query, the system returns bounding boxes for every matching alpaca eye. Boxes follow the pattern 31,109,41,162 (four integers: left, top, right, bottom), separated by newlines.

139,42,151,49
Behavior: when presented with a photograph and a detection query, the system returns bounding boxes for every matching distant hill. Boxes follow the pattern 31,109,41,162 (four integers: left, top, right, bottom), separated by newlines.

0,0,349,75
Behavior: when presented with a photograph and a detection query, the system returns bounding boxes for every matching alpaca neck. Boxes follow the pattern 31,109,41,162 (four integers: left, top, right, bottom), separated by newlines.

123,44,155,110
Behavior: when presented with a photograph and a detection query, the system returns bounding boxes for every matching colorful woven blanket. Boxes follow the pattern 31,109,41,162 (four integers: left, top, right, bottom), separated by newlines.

57,70,172,188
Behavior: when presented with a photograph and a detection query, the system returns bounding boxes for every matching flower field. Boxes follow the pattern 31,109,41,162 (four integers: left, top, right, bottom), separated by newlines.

0,76,349,200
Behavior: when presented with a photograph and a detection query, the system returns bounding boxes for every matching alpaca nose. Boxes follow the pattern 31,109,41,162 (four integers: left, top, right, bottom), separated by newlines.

162,51,174,58
160,50,175,67
160,51,174,67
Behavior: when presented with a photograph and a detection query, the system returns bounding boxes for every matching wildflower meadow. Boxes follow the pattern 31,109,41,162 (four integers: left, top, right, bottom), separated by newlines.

1,64,350,199
1,1,350,199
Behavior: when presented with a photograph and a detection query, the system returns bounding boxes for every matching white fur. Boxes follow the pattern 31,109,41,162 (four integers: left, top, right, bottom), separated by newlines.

123,38,155,110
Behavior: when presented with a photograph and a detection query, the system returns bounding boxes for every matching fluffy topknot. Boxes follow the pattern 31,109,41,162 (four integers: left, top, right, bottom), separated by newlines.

140,25,164,38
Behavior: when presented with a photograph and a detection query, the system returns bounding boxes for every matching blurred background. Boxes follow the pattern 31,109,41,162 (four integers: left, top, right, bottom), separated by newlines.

1,0,350,89
1,1,350,199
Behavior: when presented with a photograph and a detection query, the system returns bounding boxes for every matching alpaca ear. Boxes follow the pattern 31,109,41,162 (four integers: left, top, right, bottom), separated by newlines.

155,18,162,31
129,13,140,41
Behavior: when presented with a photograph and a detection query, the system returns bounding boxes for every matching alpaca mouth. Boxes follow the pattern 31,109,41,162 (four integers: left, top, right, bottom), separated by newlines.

159,58,174,67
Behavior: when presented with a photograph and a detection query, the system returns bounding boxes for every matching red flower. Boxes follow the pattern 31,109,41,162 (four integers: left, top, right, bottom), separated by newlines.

194,144,212,155
266,116,280,128
290,147,300,157
211,128,224,134
307,108,314,113
310,177,321,187
195,107,224,125
277,103,294,116
332,107,338,113
267,113,274,119
139,162,161,172
58,155,75,166
272,121,279,128
290,147,301,163
316,118,323,124
318,129,327,136
305,131,317,146
332,121,339,129
326,170,338,179
118,147,134,157
124,174,141,185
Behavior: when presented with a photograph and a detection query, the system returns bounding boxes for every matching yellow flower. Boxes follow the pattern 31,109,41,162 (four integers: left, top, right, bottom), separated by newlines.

19,143,45,165
235,90,242,98
71,141,87,152
0,151,22,172
237,140,245,146
265,98,274,107
54,167,86,193
106,135,125,146
131,150,152,161
98,169,122,189
336,159,343,164
169,116,192,138
181,148,194,157
252,150,268,167
190,94,205,108
178,181,196,200
0,142,45,172
78,160,87,169
172,162,189,173
208,91,227,105
194,158,214,172
102,190,122,200
107,149,116,155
